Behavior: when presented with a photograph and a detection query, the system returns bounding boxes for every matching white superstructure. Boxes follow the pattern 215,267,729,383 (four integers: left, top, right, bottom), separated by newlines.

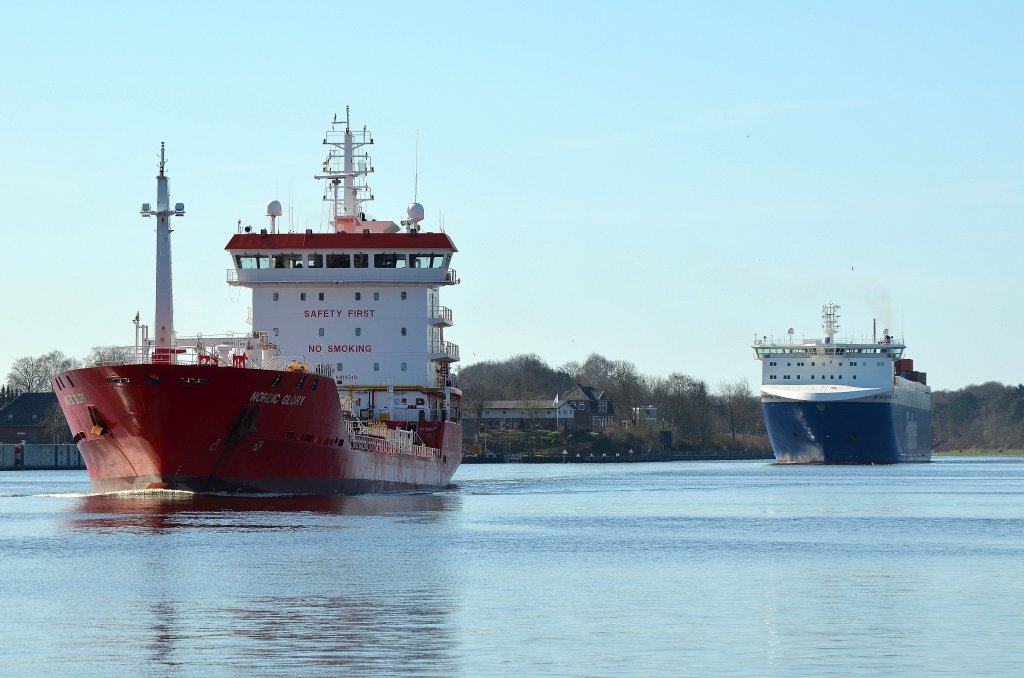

225,110,461,425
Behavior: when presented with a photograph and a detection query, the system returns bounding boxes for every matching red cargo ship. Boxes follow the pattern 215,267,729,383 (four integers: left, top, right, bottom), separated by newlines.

53,110,463,493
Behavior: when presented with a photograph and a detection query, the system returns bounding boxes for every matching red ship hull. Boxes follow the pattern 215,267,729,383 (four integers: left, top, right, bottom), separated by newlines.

53,364,462,494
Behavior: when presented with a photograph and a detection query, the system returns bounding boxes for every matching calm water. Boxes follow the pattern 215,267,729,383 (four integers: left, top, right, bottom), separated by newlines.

1,459,1023,677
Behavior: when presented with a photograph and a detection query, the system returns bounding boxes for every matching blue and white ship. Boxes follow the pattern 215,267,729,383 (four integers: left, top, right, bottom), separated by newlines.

753,304,931,463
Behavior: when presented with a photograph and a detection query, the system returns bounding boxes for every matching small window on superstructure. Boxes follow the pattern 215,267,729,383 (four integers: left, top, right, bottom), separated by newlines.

355,328,362,336
373,292,380,301
401,363,407,371
401,291,407,300
373,362,380,372
355,292,361,301
401,327,407,336
336,362,343,371
273,328,279,336
273,292,279,301
318,292,325,301
300,292,307,301
319,328,325,337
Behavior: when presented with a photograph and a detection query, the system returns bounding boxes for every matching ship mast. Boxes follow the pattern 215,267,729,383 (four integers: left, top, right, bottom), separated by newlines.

141,143,185,362
316,106,374,233
822,303,840,344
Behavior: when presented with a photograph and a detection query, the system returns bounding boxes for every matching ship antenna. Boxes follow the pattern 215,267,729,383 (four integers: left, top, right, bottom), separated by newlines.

414,129,419,203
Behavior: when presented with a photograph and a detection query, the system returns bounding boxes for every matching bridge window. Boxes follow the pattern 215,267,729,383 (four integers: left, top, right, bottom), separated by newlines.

326,253,350,268
410,253,445,268
307,253,323,268
272,254,302,268
353,253,369,268
236,255,268,269
374,253,406,268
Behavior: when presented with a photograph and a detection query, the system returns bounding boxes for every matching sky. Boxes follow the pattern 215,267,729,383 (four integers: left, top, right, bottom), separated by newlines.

1,1,1021,393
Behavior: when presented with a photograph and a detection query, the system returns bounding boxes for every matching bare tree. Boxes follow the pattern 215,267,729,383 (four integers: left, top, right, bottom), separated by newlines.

5,351,81,392
41,403,73,444
85,345,137,366
716,380,753,440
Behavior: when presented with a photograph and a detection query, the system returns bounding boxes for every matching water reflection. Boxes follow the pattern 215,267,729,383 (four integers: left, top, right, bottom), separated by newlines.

64,491,461,533
60,490,462,672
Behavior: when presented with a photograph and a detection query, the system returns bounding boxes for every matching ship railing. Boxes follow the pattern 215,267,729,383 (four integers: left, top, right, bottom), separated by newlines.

443,269,458,284
226,269,239,283
344,419,440,459
88,343,254,368
427,340,460,361
428,305,453,324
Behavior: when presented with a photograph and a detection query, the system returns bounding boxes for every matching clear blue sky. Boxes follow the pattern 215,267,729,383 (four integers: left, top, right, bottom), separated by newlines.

1,1,1021,392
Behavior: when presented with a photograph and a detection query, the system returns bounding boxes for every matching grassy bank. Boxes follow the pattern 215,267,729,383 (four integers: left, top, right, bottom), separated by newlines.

932,449,1024,456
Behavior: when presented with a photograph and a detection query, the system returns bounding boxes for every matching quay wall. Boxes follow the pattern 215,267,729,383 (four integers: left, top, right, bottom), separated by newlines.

0,443,86,470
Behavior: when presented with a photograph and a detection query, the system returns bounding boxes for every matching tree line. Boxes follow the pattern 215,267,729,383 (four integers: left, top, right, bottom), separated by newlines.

6,349,1023,452
457,353,766,450
456,354,1024,452
932,382,1024,450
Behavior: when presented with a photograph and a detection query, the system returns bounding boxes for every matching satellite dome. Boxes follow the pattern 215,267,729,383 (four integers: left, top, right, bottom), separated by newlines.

266,200,283,217
406,202,424,224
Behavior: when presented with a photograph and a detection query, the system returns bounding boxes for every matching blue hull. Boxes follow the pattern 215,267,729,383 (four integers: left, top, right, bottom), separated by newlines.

762,401,931,464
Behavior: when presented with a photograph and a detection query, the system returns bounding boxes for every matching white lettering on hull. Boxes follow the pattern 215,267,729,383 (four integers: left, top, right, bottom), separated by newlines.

250,392,306,406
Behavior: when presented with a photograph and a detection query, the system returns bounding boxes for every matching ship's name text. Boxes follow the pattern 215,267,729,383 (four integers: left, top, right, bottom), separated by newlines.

249,391,306,406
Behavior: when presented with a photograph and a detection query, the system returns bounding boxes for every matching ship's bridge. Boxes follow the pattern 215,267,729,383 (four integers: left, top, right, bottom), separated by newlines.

753,341,905,362
224,231,458,287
